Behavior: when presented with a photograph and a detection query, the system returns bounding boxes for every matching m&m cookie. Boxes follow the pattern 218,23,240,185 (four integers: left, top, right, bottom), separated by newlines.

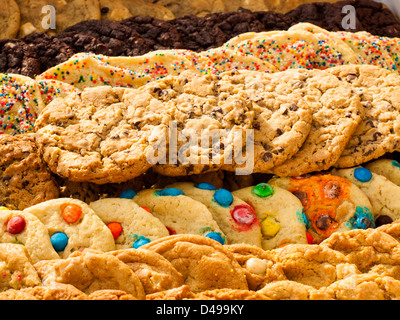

270,172,375,244
133,188,226,244
166,182,262,247
365,159,400,187
89,197,169,249
332,167,400,227
0,209,59,263
232,183,308,249
23,198,115,258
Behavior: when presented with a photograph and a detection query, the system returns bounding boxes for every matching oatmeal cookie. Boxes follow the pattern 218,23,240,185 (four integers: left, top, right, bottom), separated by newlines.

35,249,145,298
141,234,249,293
110,248,184,294
320,227,400,279
318,273,400,300
225,243,286,290
270,244,360,289
0,134,59,210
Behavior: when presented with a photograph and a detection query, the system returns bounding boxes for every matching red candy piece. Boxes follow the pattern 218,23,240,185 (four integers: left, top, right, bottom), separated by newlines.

306,232,314,244
231,205,256,226
107,222,123,239
61,203,82,224
166,226,176,235
141,206,151,213
7,216,26,234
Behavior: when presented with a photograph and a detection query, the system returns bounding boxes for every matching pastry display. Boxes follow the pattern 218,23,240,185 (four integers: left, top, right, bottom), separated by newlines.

2,0,400,301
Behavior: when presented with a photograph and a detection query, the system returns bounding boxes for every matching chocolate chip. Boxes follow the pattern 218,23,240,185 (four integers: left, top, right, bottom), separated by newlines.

289,103,298,111
101,7,109,14
291,190,308,207
346,74,358,81
375,215,393,227
315,214,334,230
262,152,272,162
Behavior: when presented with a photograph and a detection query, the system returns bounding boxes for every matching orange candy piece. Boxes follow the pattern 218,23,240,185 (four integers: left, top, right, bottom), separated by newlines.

107,222,123,239
60,203,82,224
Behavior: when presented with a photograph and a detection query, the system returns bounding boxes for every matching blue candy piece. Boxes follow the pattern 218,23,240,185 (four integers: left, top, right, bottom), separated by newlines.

392,160,400,168
347,206,375,230
156,188,184,196
354,167,372,182
119,189,137,199
132,236,151,249
213,189,233,207
205,232,225,245
51,232,68,252
196,182,216,191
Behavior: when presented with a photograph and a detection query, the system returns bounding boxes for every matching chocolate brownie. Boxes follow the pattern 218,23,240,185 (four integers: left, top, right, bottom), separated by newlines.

0,39,41,78
58,19,153,56
120,16,185,51
285,0,400,37
22,32,74,74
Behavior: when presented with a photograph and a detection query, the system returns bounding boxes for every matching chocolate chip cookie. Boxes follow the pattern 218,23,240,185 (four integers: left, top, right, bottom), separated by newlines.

34,85,170,184
269,68,364,177
327,64,400,168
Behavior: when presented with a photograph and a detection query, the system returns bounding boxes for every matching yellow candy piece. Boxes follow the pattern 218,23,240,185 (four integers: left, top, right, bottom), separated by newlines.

0,206,9,210
261,216,280,238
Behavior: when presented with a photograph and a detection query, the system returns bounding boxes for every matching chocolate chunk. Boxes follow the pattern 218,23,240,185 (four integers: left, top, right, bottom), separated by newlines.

315,214,334,230
375,215,393,227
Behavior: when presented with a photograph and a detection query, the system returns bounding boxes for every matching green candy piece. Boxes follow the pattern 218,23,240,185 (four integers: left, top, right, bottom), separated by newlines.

251,183,274,198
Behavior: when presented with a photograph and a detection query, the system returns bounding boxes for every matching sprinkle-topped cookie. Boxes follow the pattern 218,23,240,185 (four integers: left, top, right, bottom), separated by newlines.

36,48,275,92
223,30,318,71
0,73,43,134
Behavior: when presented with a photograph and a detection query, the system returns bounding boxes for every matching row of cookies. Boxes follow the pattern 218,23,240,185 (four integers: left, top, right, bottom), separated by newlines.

31,63,400,182
2,224,400,300
1,0,375,39
0,156,398,261
2,0,399,80
3,20,400,135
